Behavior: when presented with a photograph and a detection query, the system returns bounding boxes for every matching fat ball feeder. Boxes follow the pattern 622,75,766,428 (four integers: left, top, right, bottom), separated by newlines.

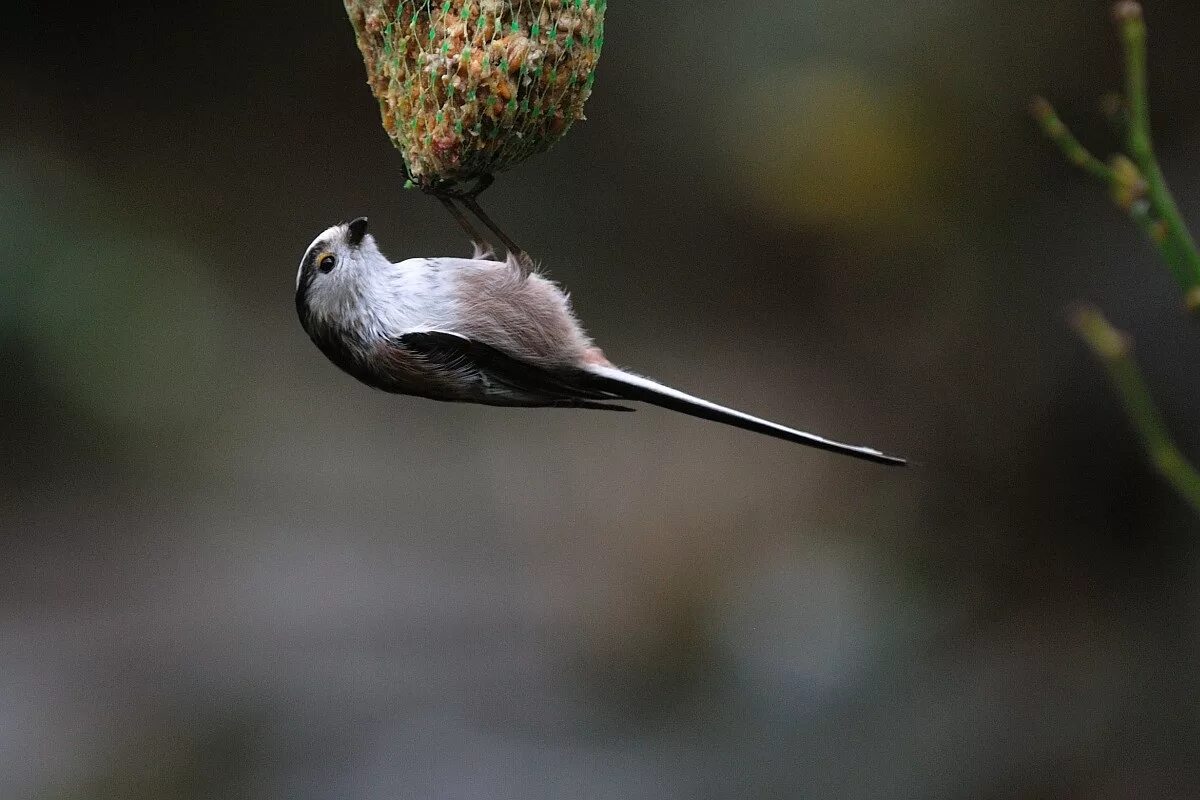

344,0,608,258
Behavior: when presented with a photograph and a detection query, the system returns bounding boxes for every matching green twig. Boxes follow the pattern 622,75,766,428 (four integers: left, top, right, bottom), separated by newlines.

1033,1,1200,310
1114,2,1200,308
1031,98,1170,277
1030,97,1114,183
1072,307,1200,515
1038,4,1200,518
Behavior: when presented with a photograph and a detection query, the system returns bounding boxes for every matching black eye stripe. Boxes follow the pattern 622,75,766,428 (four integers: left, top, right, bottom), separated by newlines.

302,242,326,272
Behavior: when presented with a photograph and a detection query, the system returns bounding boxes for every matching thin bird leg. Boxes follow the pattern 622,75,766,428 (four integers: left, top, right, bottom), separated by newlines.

436,195,489,255
456,176,533,276
461,195,524,257
425,174,532,274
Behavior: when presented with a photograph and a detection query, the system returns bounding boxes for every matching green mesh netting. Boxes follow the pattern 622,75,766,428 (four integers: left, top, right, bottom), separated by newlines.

344,0,607,186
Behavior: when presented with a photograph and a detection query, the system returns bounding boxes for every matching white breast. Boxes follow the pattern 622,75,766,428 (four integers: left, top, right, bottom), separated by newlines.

376,257,475,337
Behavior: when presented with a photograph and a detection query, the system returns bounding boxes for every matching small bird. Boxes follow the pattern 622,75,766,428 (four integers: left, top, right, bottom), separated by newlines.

295,218,905,466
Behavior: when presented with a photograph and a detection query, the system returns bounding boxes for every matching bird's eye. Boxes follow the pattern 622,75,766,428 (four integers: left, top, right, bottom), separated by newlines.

319,254,337,273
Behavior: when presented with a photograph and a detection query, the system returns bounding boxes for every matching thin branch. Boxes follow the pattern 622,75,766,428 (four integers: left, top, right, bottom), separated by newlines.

1030,97,1114,183
1035,4,1200,518
1030,99,1173,278
1071,307,1200,515
1113,1,1200,308
1032,2,1200,310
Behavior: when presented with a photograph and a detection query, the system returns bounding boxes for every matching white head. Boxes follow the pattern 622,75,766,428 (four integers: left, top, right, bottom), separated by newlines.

294,217,389,331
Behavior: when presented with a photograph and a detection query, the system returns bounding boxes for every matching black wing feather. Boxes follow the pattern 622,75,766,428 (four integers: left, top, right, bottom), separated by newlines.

396,331,633,411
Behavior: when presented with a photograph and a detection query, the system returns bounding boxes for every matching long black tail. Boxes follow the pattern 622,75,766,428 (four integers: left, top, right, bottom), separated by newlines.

584,365,906,466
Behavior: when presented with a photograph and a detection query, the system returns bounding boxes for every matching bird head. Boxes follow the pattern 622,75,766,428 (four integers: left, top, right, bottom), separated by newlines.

295,217,385,330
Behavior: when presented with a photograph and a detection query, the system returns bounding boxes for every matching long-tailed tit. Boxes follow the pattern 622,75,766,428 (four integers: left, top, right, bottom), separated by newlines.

295,218,905,466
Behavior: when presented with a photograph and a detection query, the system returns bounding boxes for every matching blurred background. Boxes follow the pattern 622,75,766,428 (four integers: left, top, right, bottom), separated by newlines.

3,1,1200,797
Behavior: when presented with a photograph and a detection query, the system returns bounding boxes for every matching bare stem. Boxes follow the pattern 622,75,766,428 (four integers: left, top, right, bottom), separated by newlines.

1072,307,1200,515
1031,99,1177,284
1037,4,1200,517
1114,2,1200,306
1033,2,1200,310
1030,97,1114,183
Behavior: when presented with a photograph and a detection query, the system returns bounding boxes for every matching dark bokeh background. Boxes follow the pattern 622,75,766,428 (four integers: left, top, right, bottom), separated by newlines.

3,2,1200,798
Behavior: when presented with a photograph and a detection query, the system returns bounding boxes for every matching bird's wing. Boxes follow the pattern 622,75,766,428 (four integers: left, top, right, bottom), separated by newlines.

394,331,633,411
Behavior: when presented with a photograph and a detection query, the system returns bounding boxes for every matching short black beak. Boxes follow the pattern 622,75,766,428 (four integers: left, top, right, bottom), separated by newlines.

347,216,369,248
